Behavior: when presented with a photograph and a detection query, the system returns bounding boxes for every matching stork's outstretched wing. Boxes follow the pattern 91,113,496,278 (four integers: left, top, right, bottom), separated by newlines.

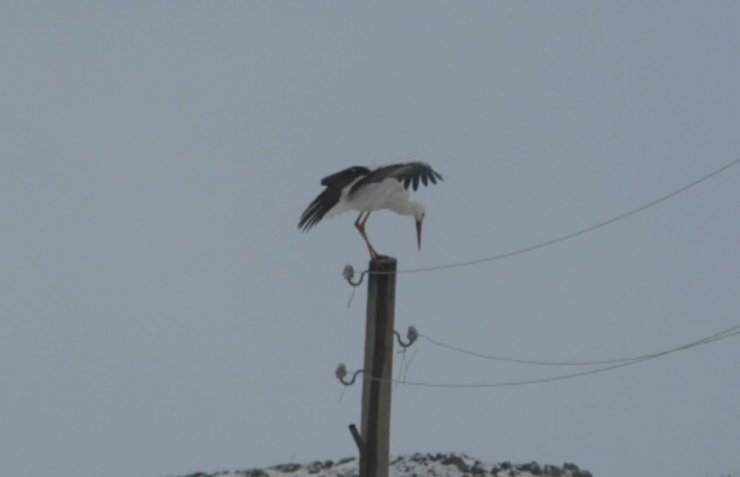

298,166,370,231
349,162,443,196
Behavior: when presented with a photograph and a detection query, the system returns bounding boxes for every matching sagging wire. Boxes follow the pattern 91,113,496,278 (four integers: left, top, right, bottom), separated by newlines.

364,322,740,389
340,156,740,283
420,322,740,367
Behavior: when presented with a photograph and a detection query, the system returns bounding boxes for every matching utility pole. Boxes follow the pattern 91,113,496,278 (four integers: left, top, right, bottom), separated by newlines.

359,256,397,477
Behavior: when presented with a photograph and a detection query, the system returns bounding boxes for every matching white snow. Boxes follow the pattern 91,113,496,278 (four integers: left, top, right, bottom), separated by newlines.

179,453,592,477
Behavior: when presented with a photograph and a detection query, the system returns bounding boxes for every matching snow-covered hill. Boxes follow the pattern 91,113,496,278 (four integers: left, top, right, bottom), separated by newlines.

177,453,593,477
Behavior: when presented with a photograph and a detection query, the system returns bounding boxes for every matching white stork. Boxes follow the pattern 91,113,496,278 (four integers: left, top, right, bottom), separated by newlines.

298,162,443,259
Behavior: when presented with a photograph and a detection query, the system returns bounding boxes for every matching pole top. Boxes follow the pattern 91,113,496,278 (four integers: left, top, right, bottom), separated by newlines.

369,256,397,271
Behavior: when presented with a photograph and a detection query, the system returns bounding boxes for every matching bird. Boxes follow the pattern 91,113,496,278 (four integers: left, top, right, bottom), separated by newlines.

298,161,443,260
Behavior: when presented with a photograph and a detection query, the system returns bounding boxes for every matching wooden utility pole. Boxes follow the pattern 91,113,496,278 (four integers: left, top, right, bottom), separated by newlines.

359,256,397,477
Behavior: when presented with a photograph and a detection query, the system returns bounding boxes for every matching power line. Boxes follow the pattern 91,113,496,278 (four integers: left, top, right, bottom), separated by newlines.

346,156,740,280
355,322,740,389
420,323,740,367
421,334,638,367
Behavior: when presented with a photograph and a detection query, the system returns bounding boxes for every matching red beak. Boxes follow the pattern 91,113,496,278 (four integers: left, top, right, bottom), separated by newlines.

415,219,423,250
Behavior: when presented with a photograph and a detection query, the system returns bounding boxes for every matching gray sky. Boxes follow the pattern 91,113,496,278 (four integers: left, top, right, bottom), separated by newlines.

2,2,739,477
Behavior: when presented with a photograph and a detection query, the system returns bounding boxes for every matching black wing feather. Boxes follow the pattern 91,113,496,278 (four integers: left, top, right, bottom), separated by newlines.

298,187,340,231
350,161,443,195
320,166,371,187
298,166,370,231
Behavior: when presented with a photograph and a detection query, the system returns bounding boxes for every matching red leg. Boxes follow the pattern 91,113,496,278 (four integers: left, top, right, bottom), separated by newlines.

354,211,381,260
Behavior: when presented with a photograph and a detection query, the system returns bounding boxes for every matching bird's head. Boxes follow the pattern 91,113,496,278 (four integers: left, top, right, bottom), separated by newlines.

412,204,426,251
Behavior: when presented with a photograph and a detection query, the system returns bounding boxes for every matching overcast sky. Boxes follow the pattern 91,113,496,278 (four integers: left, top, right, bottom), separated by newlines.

2,3,739,477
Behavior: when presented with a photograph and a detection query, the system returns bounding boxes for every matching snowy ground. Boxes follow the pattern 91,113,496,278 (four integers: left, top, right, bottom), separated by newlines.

177,453,593,477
